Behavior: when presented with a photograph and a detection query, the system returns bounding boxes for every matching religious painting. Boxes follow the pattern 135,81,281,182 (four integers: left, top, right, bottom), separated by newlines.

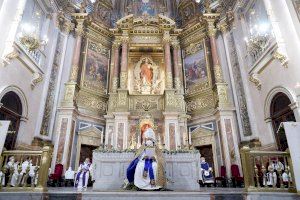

133,56,163,94
126,0,166,16
169,123,176,150
83,41,109,92
184,45,207,88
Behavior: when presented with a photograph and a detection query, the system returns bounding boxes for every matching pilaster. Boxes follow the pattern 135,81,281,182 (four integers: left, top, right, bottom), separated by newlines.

163,30,173,89
120,32,129,89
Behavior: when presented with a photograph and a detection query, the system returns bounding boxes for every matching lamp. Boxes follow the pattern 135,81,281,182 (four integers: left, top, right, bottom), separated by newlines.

17,23,48,52
244,9,272,57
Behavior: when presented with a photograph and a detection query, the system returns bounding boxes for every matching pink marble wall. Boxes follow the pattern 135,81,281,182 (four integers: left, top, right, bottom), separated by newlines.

218,121,226,164
117,123,124,149
128,120,138,148
107,126,113,149
56,118,68,163
225,119,235,163
66,120,75,169
169,123,176,150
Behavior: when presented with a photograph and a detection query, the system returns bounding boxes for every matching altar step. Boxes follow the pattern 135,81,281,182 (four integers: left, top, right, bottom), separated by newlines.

0,189,299,200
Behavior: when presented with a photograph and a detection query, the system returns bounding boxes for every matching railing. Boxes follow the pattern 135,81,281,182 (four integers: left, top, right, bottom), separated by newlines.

240,146,296,192
0,146,52,191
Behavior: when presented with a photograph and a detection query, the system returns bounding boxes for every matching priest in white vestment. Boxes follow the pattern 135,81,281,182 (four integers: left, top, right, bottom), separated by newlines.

127,126,166,190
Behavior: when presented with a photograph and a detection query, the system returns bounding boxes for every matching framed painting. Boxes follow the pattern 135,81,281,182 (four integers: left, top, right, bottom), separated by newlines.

82,40,109,93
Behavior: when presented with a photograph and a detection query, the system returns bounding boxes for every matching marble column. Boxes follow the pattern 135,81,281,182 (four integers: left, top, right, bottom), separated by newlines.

204,14,229,108
111,41,120,92
69,32,83,83
61,18,85,108
164,31,173,89
172,40,182,92
120,34,129,89
208,26,224,84
52,15,86,170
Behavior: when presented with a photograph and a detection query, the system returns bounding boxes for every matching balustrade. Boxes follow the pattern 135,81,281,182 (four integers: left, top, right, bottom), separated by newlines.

240,146,296,192
0,146,52,191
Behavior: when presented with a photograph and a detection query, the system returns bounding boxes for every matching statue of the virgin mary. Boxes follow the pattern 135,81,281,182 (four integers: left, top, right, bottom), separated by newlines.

126,126,166,190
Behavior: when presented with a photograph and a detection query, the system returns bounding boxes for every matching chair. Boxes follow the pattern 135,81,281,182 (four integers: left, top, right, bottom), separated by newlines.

48,164,63,187
64,167,75,187
215,166,227,187
231,164,244,187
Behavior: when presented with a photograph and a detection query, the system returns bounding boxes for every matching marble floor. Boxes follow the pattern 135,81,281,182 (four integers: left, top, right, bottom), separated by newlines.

0,187,299,200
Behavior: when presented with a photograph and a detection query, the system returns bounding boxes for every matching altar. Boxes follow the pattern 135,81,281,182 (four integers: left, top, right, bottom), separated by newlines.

92,150,200,191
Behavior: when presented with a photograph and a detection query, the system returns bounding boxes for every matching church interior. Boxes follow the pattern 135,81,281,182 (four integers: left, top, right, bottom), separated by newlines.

0,0,300,199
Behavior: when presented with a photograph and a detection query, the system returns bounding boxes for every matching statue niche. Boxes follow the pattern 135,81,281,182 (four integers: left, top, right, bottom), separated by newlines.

133,56,163,95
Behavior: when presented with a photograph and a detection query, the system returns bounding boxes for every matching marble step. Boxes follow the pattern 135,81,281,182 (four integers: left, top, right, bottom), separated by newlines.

0,191,299,200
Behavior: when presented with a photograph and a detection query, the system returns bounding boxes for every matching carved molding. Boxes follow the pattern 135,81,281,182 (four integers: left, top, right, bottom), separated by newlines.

2,48,20,66
249,73,261,90
120,72,128,89
184,42,203,56
272,50,288,68
31,72,43,90
77,90,107,112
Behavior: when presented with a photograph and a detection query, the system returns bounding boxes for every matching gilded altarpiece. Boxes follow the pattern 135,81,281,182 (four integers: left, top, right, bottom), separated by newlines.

77,39,110,116
182,40,215,116
105,14,186,151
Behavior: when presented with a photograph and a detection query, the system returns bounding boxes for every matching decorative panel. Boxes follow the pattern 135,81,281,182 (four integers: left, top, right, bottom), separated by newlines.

57,118,68,163
169,123,176,150
224,119,236,163
125,0,167,16
40,33,65,136
228,31,252,136
117,123,124,149
82,40,109,93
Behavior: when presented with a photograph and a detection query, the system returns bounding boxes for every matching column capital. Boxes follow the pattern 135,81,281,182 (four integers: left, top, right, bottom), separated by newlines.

171,39,180,49
120,33,130,44
56,12,75,34
112,40,121,49
203,13,220,38
72,13,88,37
217,11,234,34
218,20,229,34
62,20,74,35
163,30,171,44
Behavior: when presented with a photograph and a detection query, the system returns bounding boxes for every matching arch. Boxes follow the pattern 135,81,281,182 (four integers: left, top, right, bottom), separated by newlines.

264,86,297,120
0,85,28,118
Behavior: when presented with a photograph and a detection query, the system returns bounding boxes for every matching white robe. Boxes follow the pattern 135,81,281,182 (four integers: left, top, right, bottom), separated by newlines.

134,151,161,190
7,162,19,187
19,160,30,185
0,171,5,186
134,128,161,190
75,162,91,190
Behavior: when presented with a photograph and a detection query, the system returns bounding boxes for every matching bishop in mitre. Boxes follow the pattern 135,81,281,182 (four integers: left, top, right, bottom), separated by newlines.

126,125,166,190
